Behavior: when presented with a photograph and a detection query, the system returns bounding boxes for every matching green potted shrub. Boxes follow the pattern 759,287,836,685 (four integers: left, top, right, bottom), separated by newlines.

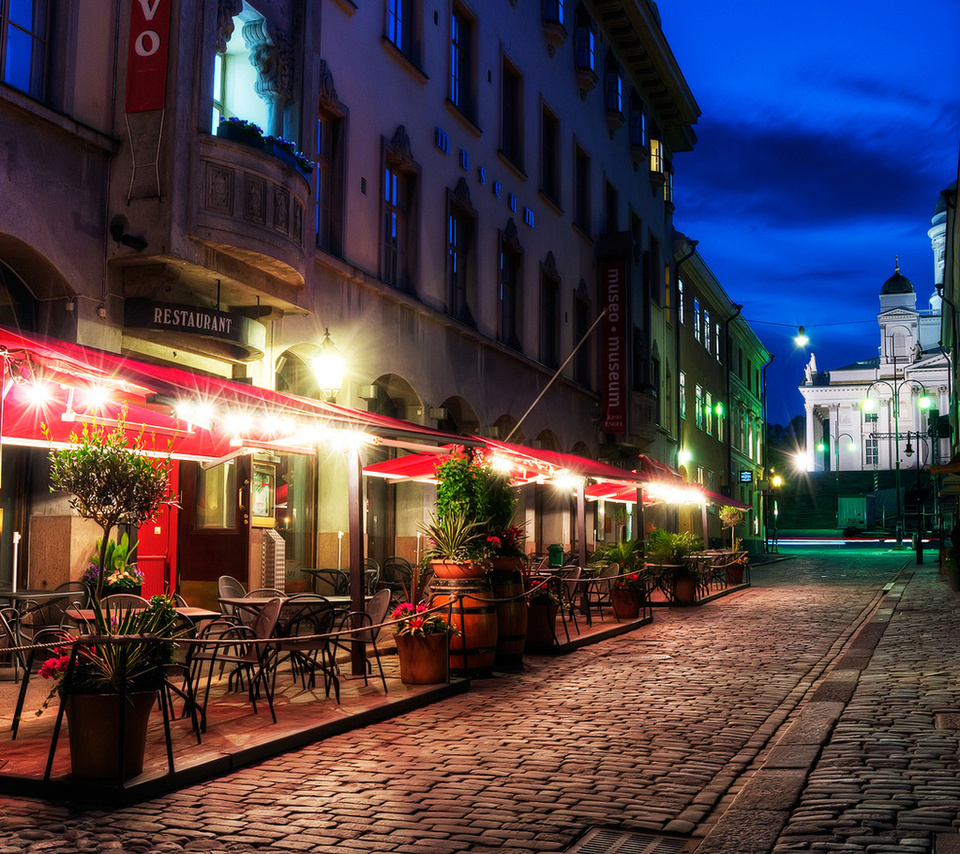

645,528,704,604
81,532,144,597
525,585,560,650
38,595,184,779
215,116,265,149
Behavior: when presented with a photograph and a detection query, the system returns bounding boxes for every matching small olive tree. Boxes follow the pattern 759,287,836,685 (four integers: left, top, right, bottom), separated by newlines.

719,506,745,550
46,418,174,599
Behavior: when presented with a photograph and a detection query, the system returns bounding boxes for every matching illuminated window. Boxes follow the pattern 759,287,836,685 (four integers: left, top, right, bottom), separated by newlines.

447,179,477,326
694,299,701,342
387,0,421,65
695,384,704,429
212,8,268,133
678,278,685,323
865,435,878,465
705,392,713,435
704,310,711,353
381,128,420,294
679,371,686,419
1,0,48,97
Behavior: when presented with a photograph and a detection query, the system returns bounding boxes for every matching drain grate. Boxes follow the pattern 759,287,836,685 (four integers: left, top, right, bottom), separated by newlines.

565,829,689,854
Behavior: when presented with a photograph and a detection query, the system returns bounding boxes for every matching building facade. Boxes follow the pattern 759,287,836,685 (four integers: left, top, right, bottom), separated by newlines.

0,1,714,596
673,236,769,550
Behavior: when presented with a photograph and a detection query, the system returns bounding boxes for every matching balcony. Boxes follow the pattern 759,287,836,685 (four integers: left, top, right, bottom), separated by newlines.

193,134,310,287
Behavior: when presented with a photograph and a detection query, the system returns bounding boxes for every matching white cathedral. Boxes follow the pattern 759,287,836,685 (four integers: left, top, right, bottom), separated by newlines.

799,194,952,477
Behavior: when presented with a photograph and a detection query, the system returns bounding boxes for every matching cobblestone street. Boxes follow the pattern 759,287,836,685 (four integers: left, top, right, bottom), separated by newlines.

2,549,958,854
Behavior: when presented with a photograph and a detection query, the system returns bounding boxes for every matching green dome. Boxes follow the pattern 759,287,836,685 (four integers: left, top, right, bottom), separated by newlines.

881,269,914,295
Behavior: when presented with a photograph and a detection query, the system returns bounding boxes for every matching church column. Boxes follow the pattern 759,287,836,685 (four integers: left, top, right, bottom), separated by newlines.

805,401,816,471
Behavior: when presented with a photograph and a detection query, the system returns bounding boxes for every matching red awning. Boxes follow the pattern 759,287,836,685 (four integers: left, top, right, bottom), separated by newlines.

700,489,752,512
0,326,472,460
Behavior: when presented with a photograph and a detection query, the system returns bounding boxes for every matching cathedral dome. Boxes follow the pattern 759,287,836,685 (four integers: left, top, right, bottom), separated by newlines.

881,267,914,295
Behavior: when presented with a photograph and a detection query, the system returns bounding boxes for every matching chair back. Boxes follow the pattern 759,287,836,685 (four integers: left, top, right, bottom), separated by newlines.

101,593,151,610
54,581,90,607
0,607,25,672
251,597,283,640
218,575,246,599
277,596,336,653
599,562,620,591
362,589,392,643
363,557,380,573
246,587,284,598
363,566,381,595
381,558,413,593
560,566,581,597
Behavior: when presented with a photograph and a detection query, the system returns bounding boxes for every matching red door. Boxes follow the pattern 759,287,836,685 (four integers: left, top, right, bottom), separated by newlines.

136,464,180,597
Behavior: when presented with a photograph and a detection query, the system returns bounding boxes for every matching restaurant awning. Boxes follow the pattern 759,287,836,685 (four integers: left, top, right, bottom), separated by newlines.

0,326,474,460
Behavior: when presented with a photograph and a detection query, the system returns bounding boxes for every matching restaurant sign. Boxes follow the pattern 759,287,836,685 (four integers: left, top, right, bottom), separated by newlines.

601,258,627,434
124,299,267,359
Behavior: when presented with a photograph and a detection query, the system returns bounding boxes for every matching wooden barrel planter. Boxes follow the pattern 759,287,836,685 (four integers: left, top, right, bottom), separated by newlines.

489,564,528,668
430,577,498,676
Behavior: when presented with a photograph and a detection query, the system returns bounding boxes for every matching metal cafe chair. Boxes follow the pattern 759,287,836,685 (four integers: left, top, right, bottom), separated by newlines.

274,594,340,701
335,588,392,692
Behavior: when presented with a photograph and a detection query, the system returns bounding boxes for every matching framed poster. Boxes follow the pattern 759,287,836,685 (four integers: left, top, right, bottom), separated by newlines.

250,460,277,527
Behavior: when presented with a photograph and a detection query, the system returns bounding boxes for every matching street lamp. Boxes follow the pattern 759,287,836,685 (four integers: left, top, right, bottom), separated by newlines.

860,376,931,546
313,328,346,401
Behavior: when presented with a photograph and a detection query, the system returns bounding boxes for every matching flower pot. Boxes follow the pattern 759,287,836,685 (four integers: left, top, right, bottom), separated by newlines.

429,559,486,580
396,632,450,685
64,691,157,779
489,566,527,667
216,121,264,149
525,599,558,649
725,564,744,586
673,572,698,605
429,577,498,676
611,588,643,620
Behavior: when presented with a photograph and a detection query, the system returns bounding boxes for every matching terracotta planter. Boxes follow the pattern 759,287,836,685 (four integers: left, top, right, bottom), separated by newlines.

395,632,450,685
611,588,643,620
673,572,698,605
525,599,558,649
429,559,486,580
489,566,527,667
725,564,745,586
64,691,157,779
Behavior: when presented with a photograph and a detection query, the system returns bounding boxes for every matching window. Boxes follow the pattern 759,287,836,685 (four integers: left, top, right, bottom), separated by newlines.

693,298,701,341
715,322,722,362
381,127,420,294
450,5,476,120
865,436,878,466
574,144,590,233
447,179,477,326
651,355,661,425
704,310,711,353
387,0,421,64
541,104,561,204
664,364,672,430
543,0,565,27
574,5,597,79
540,254,560,369
197,461,238,529
212,7,269,133
705,392,713,435
628,91,646,149
501,57,523,168
678,278,685,323
679,371,686,419
648,235,661,303
650,136,664,174
316,67,345,256
695,385,704,429
574,281,591,386
1,0,48,97
498,221,523,351
604,181,618,233
716,402,724,443
604,52,623,115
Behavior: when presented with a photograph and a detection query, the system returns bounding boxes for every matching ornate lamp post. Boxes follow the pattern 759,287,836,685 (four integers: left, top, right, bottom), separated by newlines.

861,377,931,546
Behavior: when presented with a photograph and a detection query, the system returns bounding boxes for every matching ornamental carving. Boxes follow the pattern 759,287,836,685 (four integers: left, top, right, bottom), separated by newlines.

386,125,416,172
502,217,520,249
318,60,340,112
293,202,303,246
273,186,290,234
243,19,293,105
244,174,267,225
543,251,558,280
206,164,233,214
452,177,473,211
215,0,243,54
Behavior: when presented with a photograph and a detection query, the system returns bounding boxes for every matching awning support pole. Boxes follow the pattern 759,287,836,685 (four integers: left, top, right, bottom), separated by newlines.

347,446,365,676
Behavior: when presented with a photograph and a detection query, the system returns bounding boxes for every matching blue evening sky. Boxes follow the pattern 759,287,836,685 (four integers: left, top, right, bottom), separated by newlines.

658,0,960,426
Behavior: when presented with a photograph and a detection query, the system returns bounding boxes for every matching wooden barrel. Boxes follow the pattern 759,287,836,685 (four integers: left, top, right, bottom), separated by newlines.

489,567,528,667
430,577,498,676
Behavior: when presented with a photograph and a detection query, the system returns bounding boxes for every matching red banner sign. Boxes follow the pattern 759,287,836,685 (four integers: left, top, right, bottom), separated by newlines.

125,0,172,113
601,259,627,434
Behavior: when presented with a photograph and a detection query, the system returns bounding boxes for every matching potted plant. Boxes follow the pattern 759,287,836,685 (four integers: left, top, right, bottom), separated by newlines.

45,417,174,600
645,528,704,605
610,570,646,620
38,595,183,779
215,116,265,149
419,509,491,579
525,585,559,650
391,601,459,685
719,506,745,551
81,532,144,597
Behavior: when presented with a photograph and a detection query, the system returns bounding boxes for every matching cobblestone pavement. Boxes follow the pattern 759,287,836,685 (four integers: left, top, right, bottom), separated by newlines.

2,549,958,854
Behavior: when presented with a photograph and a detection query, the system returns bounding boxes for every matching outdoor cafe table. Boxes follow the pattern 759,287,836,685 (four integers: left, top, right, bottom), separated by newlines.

217,594,367,617
65,605,222,627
